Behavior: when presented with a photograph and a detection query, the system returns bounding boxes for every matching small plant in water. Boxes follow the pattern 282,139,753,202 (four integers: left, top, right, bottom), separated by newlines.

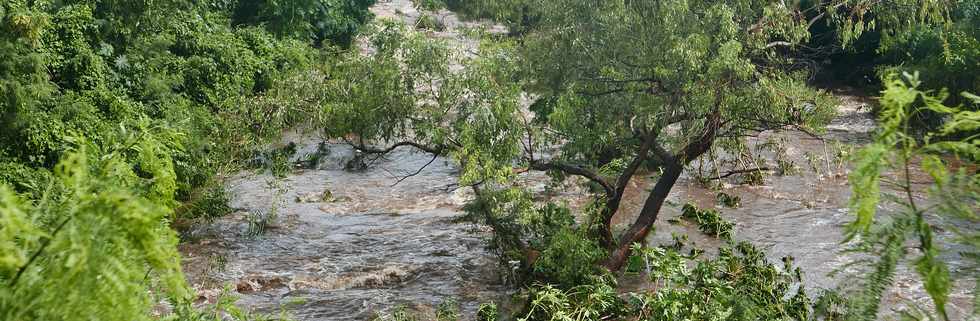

681,203,734,240
435,299,460,321
416,13,446,31
716,192,741,208
476,302,498,321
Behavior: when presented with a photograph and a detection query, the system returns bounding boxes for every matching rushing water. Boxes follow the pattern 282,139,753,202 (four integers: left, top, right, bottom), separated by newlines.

179,1,975,319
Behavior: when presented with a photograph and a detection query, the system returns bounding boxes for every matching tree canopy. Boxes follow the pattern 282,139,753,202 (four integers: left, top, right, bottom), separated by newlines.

337,0,838,272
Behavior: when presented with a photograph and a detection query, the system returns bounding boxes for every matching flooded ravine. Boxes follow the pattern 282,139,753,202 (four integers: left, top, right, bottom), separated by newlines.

179,1,975,320
180,137,507,319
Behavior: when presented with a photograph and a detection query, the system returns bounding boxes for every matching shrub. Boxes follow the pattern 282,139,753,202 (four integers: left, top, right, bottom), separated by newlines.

231,0,376,47
0,146,190,321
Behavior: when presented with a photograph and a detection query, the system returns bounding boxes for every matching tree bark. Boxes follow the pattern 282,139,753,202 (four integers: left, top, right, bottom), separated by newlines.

596,131,656,248
602,162,683,270
602,109,721,271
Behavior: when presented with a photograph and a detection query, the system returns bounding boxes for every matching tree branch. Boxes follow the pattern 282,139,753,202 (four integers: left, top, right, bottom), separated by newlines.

344,138,444,155
707,167,773,180
11,216,72,286
529,160,616,197
391,153,440,186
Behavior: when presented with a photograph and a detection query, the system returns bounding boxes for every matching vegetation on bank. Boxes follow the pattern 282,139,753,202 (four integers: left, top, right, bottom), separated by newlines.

0,0,373,319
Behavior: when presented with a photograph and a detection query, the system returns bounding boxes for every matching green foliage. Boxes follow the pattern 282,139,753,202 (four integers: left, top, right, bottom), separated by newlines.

373,0,838,278
477,302,499,321
813,0,978,118
0,147,190,321
443,0,539,34
845,72,979,321
231,0,376,46
371,299,461,321
323,20,524,185
463,187,605,287
169,287,285,321
628,241,812,321
681,203,735,240
176,184,233,223
516,240,815,321
436,299,460,321
826,0,954,51
0,0,373,319
412,0,446,12
415,13,445,31
519,280,623,321
0,0,340,225
531,227,607,289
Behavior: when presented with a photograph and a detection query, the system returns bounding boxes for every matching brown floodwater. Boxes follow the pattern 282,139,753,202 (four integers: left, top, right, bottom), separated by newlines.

179,1,976,320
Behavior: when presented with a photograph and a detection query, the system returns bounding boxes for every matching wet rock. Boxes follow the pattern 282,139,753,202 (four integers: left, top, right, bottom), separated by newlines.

288,266,416,291
236,274,290,293
295,190,336,203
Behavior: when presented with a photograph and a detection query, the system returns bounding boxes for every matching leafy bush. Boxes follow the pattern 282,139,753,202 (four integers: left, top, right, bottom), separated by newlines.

463,188,607,288
0,1,366,317
230,0,376,47
0,146,189,321
627,241,812,321
0,0,332,224
515,240,815,321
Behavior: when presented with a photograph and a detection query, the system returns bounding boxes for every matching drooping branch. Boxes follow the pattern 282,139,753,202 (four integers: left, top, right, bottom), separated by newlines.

344,137,445,155
391,153,440,186
529,160,616,198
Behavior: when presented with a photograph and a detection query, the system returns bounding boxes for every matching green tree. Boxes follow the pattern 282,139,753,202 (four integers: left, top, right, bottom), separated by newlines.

496,0,835,270
845,72,979,321
329,1,837,274
230,0,376,47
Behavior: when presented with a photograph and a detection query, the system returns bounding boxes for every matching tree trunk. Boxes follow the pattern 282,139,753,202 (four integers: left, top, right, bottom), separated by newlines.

603,162,683,270
601,108,720,271
596,131,657,249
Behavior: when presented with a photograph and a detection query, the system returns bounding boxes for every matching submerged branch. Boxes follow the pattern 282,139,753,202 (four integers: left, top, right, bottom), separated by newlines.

707,167,773,180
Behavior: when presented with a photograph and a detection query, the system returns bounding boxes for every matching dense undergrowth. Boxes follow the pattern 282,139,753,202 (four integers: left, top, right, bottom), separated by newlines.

0,0,374,319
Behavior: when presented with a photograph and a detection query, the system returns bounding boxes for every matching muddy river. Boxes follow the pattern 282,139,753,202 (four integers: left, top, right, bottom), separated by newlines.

179,0,975,320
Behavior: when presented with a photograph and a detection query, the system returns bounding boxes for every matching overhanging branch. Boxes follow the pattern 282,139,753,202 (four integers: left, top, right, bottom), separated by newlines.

344,138,444,155
529,160,616,198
